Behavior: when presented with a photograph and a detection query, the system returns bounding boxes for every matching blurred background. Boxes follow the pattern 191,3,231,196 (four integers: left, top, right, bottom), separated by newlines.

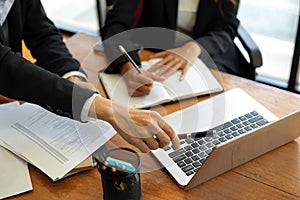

40,0,300,93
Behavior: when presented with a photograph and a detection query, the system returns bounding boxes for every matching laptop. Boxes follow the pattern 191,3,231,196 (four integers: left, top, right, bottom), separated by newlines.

151,88,300,190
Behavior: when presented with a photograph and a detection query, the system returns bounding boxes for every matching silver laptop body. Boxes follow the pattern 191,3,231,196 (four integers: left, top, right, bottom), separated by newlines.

152,88,300,189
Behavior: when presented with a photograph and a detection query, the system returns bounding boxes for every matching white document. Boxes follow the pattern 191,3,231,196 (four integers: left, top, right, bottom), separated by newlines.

0,145,32,199
0,102,32,199
0,103,116,181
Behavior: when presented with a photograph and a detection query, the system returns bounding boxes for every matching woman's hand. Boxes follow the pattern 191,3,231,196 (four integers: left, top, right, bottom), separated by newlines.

148,41,201,80
120,62,165,97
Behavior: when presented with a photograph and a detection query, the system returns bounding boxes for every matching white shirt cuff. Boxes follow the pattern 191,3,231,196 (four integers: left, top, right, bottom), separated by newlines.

81,93,101,122
62,71,88,81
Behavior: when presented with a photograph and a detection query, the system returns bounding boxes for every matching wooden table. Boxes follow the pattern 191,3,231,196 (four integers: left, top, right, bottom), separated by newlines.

9,33,300,200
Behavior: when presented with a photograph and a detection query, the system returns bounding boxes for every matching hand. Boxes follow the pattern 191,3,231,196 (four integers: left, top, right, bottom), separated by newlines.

100,161,125,173
148,41,201,80
91,96,180,153
67,76,98,92
120,62,165,97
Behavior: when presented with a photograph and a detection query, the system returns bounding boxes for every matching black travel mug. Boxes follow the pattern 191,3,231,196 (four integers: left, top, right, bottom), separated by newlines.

94,147,142,200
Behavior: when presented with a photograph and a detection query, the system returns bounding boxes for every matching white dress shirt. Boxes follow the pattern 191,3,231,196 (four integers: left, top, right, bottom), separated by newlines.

177,0,200,35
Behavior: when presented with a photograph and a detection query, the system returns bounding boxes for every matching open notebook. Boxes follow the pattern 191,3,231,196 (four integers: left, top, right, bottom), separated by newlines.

99,58,223,108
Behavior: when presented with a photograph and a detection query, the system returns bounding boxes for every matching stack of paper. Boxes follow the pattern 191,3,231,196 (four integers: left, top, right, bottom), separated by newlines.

0,102,32,199
0,102,116,198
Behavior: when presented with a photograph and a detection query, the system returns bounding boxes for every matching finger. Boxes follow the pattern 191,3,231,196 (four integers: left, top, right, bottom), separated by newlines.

157,116,180,150
171,135,181,150
153,58,179,74
130,88,151,97
153,55,177,75
120,165,126,171
125,70,152,85
155,65,172,77
133,139,151,153
160,56,180,67
149,51,168,58
150,112,178,149
143,137,159,150
101,161,109,170
127,78,153,96
156,54,174,66
135,84,153,93
134,83,153,94
111,167,117,173
147,55,174,73
134,73,154,86
144,71,166,81
155,60,182,77
157,62,181,79
147,62,163,73
180,63,189,81
155,130,171,149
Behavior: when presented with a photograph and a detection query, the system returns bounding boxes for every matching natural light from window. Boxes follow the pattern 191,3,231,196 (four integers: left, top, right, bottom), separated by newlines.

237,0,299,87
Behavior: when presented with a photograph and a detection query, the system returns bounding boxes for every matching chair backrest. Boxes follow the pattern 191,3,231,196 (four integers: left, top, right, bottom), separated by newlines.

235,1,263,80
227,23,261,81
237,25,263,68
96,0,106,32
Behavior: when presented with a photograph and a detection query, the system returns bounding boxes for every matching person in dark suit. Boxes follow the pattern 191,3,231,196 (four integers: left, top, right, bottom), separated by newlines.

0,0,97,119
101,0,252,97
0,0,179,153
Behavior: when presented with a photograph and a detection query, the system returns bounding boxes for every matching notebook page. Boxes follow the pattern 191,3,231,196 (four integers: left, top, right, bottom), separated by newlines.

100,69,171,109
162,58,223,100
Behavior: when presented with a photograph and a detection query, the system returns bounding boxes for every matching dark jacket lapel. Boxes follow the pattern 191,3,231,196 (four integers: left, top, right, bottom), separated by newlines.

0,25,6,45
7,0,22,53
163,0,178,29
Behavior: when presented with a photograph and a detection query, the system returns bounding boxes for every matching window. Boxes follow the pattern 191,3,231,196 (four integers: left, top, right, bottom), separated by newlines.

41,0,99,36
237,0,300,89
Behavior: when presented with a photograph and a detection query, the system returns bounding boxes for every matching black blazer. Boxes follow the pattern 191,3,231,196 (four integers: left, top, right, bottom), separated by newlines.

0,0,94,120
102,0,254,79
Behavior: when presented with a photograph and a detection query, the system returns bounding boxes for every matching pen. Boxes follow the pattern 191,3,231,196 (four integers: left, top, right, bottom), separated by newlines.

177,129,217,139
118,45,143,74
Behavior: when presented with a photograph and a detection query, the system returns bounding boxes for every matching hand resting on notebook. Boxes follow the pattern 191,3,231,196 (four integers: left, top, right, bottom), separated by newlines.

119,41,201,97
148,41,201,80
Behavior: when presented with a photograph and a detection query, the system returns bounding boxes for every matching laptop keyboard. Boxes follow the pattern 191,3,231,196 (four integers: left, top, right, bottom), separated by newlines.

165,111,269,176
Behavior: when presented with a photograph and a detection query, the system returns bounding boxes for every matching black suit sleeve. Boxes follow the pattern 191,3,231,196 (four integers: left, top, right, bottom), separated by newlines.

21,0,82,76
0,44,95,121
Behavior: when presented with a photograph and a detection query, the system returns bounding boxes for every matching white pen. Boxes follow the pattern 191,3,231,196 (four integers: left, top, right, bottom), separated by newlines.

118,45,143,74
118,44,164,88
